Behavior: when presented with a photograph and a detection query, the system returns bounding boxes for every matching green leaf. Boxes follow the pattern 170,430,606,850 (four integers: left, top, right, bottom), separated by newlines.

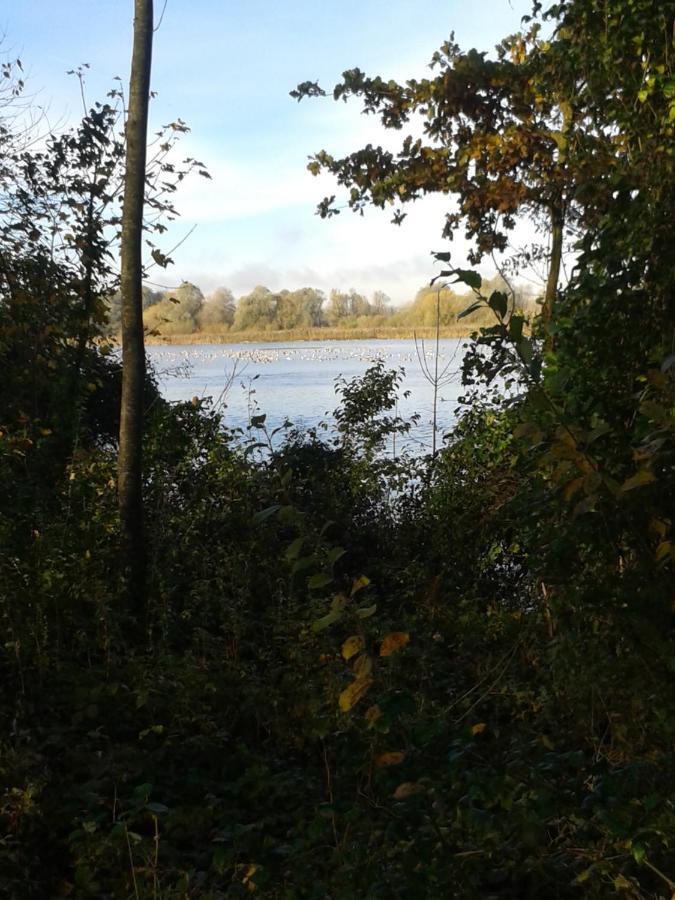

356,603,377,618
509,314,524,342
488,290,508,318
244,442,268,455
291,556,314,574
146,802,169,815
285,537,304,561
312,596,347,632
517,338,533,364
452,269,482,289
308,572,333,590
253,505,281,524
457,300,484,320
327,546,346,566
631,842,646,864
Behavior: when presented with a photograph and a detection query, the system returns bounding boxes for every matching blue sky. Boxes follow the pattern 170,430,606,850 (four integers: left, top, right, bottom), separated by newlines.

3,1,533,304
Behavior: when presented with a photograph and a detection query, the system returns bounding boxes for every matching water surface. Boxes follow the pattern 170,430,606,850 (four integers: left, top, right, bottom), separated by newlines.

147,338,468,453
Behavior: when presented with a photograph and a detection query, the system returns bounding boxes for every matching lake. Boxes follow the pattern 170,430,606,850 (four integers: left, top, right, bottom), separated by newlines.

146,338,469,453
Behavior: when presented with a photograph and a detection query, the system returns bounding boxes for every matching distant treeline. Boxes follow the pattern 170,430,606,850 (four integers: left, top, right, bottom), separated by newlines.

104,279,538,338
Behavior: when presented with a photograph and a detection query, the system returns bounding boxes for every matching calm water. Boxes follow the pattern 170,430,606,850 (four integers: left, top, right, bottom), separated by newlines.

146,339,468,453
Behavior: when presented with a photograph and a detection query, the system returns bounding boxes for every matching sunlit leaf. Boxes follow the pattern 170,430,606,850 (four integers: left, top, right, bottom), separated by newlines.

353,653,373,678
350,575,370,595
339,677,373,712
655,541,672,562
375,751,405,767
341,635,364,661
392,782,424,799
620,469,656,491
242,863,258,892
380,632,410,657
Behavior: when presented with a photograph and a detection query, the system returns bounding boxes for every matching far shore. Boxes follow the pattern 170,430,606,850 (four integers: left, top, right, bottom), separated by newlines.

141,324,482,346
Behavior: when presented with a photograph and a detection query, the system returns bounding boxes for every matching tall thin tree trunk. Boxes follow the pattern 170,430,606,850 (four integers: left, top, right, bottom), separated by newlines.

542,100,573,332
542,202,564,327
118,0,153,613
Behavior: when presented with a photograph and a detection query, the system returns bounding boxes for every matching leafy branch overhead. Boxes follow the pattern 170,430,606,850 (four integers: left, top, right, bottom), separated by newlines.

292,35,582,260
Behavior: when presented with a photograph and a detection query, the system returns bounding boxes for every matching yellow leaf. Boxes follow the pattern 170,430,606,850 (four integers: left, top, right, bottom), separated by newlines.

554,424,578,448
365,704,382,728
471,722,487,736
380,632,410,657
392,782,424,799
613,873,633,891
656,541,672,562
649,518,669,539
242,864,258,892
353,654,373,678
341,635,364,661
620,469,656,492
350,575,370,596
339,677,373,712
375,751,405,767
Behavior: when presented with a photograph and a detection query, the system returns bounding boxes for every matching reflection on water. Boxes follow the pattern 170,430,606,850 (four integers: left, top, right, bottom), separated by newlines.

146,339,468,453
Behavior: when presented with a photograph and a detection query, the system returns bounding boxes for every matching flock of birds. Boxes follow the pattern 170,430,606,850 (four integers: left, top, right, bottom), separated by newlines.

146,342,453,374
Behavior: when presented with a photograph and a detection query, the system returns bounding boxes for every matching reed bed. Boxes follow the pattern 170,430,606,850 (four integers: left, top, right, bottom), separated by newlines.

143,324,481,345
